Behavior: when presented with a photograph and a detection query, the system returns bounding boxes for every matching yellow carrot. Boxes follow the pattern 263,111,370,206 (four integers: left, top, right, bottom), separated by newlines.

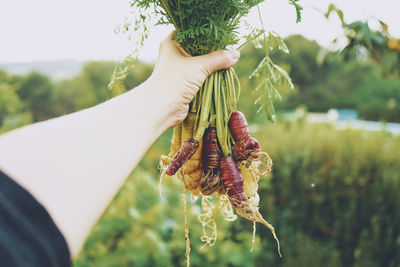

170,123,182,156
239,164,259,199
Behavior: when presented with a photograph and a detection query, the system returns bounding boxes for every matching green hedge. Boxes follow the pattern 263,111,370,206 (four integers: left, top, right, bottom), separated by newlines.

75,122,400,267
255,122,400,267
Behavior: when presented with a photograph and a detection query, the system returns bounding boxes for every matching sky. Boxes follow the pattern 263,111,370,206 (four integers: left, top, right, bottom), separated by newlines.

0,0,399,64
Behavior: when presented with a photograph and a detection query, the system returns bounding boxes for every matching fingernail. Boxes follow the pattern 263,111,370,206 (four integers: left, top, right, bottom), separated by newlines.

229,50,240,59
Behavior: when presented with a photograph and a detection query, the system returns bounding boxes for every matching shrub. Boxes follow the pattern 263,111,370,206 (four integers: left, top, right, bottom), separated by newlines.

75,122,400,267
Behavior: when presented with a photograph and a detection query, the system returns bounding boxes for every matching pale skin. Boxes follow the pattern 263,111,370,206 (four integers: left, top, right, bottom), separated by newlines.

0,35,239,258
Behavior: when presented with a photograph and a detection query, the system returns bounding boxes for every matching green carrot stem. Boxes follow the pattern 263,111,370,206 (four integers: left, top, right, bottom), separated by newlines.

209,93,216,128
230,68,241,106
193,74,213,141
221,74,232,155
192,69,237,155
193,85,204,130
214,72,223,154
223,70,237,150
225,71,233,112
213,71,230,156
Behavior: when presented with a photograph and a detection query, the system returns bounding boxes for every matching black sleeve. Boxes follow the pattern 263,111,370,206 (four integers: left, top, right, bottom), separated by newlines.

0,170,71,267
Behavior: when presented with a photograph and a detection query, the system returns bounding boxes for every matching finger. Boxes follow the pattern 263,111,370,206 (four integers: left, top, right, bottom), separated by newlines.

159,31,182,57
176,45,191,57
194,50,240,74
160,31,193,58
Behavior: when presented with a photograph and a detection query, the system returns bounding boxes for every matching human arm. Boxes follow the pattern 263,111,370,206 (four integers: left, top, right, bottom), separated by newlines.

0,35,239,257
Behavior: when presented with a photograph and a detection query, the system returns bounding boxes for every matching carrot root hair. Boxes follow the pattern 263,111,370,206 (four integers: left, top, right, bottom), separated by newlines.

235,201,282,258
248,151,273,177
220,154,279,256
182,189,191,267
217,194,237,222
159,155,174,200
198,195,217,247
250,221,257,252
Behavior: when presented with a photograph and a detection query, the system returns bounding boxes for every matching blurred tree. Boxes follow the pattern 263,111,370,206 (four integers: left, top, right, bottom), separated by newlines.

123,60,154,90
0,71,32,131
324,3,400,77
355,69,400,121
270,35,373,112
235,35,400,122
55,61,121,115
55,61,153,115
0,71,22,124
18,72,55,122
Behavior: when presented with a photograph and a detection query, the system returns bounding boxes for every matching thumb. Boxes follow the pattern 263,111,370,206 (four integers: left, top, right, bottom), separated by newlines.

195,50,240,74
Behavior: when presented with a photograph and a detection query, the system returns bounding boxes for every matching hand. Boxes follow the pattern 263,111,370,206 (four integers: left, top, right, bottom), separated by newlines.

149,33,240,127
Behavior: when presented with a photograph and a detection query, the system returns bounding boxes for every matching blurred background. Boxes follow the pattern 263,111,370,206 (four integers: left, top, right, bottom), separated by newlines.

1,0,399,266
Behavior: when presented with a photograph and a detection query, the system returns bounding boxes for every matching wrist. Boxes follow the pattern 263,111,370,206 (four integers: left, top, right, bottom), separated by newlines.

144,75,181,126
134,77,177,130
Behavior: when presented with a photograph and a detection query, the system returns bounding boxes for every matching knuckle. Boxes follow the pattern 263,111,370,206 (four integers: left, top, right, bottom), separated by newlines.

222,51,232,64
214,50,232,69
181,88,195,104
215,50,227,58
199,64,211,77
173,105,189,126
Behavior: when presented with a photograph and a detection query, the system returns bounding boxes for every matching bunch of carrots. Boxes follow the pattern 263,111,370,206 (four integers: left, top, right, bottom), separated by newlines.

119,0,302,264
160,69,280,255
